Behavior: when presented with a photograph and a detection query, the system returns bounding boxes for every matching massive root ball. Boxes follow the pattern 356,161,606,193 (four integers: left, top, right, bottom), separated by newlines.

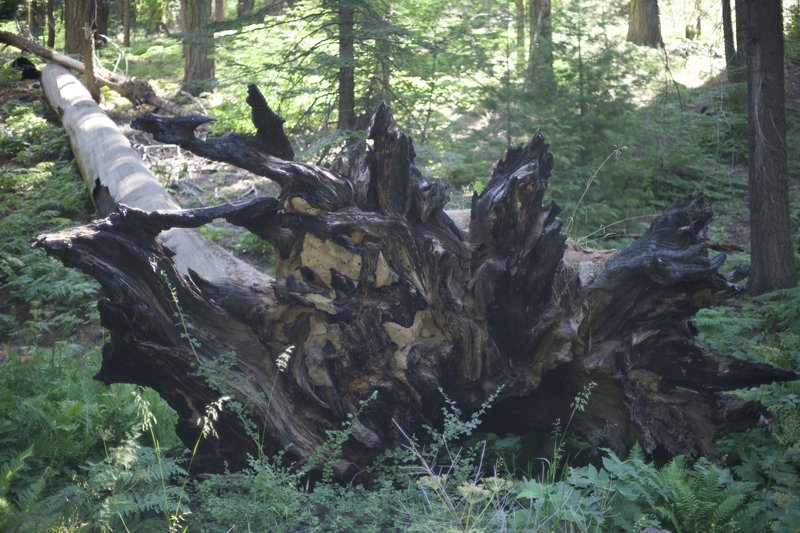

36,86,797,473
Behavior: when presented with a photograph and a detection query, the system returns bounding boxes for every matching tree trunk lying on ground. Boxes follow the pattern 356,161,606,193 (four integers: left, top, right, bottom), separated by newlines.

35,81,797,476
39,64,265,285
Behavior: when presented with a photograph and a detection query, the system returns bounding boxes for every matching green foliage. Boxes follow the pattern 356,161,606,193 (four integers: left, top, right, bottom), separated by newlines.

233,231,275,264
47,437,189,532
0,101,98,341
698,286,800,533
754,287,800,334
693,304,762,359
787,6,800,65
0,342,181,491
0,102,71,164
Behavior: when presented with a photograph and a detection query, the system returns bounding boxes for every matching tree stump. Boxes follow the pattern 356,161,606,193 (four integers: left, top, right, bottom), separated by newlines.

35,86,797,475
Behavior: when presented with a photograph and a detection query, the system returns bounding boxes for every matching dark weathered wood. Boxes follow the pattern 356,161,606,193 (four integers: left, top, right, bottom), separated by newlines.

36,87,798,475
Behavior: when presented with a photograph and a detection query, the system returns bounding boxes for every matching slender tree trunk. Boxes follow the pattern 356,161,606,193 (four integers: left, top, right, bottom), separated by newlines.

214,0,225,21
95,0,109,37
526,0,553,90
627,0,662,48
722,0,736,81
743,0,797,294
181,0,215,95
123,0,131,46
337,0,356,134
46,0,55,48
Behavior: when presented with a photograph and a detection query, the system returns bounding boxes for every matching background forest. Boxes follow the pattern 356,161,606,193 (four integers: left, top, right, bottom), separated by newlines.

1,0,799,531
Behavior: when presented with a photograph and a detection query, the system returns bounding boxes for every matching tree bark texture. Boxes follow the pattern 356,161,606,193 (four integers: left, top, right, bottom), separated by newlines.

722,0,736,81
65,0,93,54
182,0,215,95
123,0,131,47
626,0,663,48
82,23,102,103
35,85,798,475
46,0,55,48
214,0,225,22
95,0,109,38
743,0,797,294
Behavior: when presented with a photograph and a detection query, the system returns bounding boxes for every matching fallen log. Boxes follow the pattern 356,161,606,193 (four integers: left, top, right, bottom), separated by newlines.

39,63,266,284
0,31,189,115
35,85,797,475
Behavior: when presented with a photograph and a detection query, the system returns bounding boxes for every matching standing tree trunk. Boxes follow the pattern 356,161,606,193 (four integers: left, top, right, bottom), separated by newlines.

46,0,55,48
214,0,224,21
743,0,797,295
722,0,736,81
95,0,109,37
337,0,357,137
65,0,92,54
236,0,254,18
181,0,215,95
627,0,662,48
123,0,131,46
526,0,553,90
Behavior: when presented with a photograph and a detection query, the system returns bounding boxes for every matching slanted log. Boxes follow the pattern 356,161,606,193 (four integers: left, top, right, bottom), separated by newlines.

39,64,265,284
35,85,798,475
0,31,189,115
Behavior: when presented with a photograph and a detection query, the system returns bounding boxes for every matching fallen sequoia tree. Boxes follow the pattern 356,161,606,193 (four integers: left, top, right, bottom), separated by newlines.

35,81,797,476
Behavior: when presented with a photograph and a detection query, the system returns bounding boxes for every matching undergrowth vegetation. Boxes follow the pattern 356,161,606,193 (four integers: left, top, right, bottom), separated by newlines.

1,1,799,531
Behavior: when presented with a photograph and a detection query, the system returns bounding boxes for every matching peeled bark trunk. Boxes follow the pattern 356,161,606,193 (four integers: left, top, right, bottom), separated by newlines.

35,81,798,475
39,64,263,284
